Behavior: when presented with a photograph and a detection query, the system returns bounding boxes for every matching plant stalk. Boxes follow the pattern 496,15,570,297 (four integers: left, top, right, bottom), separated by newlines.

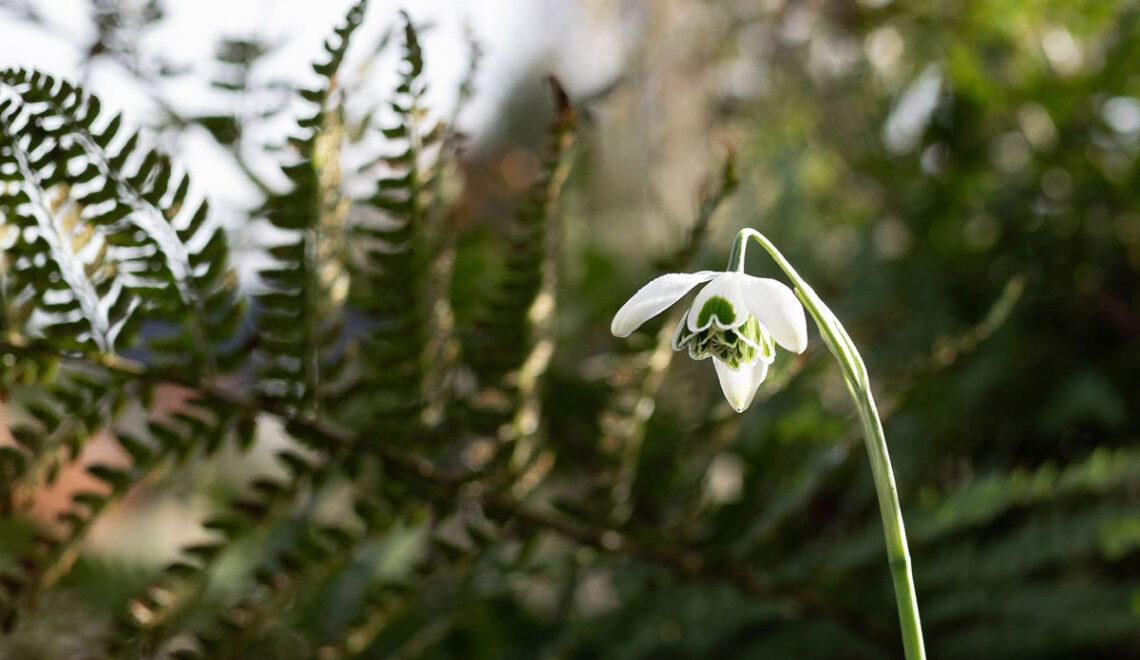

731,228,926,660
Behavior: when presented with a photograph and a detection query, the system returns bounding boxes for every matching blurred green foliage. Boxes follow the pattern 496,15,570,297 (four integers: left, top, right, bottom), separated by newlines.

0,0,1138,658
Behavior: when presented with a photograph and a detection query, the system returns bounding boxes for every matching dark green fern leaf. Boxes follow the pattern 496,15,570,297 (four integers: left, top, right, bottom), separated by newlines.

254,0,368,417
462,77,577,487
181,484,395,659
468,77,576,376
347,11,450,440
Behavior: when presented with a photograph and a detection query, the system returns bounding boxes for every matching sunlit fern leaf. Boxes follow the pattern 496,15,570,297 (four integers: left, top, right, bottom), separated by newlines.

0,67,249,637
0,69,244,375
254,0,367,417
0,96,124,352
427,26,481,218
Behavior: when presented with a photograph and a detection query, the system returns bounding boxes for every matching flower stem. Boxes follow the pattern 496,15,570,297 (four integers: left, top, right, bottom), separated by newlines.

733,228,926,660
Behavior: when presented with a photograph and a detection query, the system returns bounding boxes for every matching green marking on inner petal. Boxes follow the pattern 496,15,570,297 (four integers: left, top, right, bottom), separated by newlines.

697,296,736,328
760,327,775,360
677,308,777,367
737,317,774,361
737,317,760,346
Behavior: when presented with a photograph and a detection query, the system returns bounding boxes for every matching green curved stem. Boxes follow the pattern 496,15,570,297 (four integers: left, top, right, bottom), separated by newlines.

730,228,926,660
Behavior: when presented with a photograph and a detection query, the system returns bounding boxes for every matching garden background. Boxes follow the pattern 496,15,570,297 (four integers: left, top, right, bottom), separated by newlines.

0,1,1138,658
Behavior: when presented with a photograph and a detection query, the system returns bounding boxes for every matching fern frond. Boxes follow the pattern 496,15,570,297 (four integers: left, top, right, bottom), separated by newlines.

414,24,483,430
182,487,397,659
124,448,448,656
348,11,451,438
107,433,330,657
930,578,1140,657
465,77,577,487
0,94,125,352
0,69,243,374
254,0,367,417
919,500,1139,590
425,25,481,216
778,446,1140,600
469,77,576,379
913,445,1140,543
3,366,121,504
0,364,127,629
310,512,488,659
0,415,208,634
0,68,252,633
0,338,260,632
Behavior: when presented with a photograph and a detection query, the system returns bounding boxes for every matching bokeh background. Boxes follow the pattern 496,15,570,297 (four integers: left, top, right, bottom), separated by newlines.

1,0,1139,658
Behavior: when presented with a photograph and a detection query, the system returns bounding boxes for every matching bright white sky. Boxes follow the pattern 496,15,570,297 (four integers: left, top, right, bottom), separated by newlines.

0,0,626,213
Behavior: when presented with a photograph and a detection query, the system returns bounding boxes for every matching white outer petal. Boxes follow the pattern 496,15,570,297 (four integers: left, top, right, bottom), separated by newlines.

737,275,808,353
671,309,691,350
687,272,749,332
610,271,719,337
713,358,769,413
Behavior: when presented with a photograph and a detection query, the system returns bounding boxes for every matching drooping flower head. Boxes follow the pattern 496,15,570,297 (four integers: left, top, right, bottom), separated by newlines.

611,265,807,412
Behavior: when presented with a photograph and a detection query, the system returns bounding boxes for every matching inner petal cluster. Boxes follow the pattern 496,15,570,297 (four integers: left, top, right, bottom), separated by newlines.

674,295,775,369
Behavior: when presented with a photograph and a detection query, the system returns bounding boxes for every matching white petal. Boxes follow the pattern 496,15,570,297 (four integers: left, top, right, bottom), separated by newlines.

687,272,749,332
671,309,691,350
713,358,769,413
611,271,719,337
737,275,808,353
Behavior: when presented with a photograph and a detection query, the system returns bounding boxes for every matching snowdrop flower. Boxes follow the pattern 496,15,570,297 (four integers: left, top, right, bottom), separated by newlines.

611,269,807,412
615,229,926,657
